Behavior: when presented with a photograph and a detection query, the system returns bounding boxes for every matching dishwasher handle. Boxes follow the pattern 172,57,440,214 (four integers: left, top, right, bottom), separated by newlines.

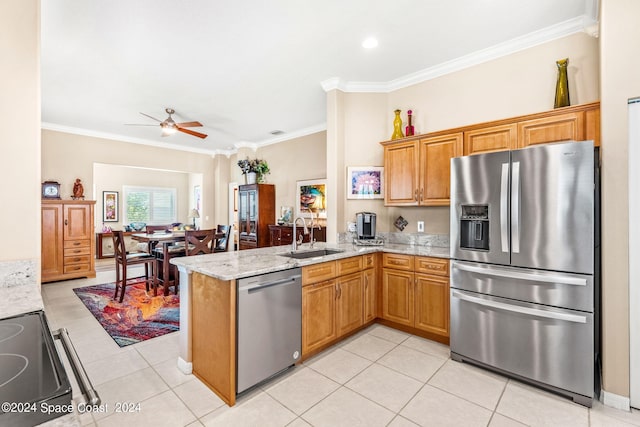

53,328,101,406
240,274,301,293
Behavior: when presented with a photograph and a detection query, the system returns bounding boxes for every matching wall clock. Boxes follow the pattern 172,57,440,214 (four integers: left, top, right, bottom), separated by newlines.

42,181,61,199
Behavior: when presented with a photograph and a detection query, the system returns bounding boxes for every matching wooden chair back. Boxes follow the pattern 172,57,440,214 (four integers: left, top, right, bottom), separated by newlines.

185,229,217,256
145,224,172,234
113,230,127,263
213,224,231,252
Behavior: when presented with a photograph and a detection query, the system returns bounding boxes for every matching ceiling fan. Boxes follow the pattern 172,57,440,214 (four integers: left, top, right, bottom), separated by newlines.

127,108,208,139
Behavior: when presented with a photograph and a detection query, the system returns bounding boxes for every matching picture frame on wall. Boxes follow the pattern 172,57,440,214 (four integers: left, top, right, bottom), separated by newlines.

296,179,327,219
346,166,384,199
103,191,119,222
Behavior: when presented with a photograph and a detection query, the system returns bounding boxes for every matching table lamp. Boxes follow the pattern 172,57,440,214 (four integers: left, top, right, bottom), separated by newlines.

189,209,200,229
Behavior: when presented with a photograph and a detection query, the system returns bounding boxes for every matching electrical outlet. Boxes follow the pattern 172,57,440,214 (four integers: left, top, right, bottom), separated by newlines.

417,221,425,233
347,222,356,232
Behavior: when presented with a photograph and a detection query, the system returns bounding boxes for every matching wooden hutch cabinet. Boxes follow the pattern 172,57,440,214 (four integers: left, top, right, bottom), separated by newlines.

41,200,96,283
238,184,275,250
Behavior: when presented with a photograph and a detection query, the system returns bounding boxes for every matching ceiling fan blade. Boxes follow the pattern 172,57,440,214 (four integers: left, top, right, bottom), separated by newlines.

175,121,203,128
177,127,208,139
139,112,163,122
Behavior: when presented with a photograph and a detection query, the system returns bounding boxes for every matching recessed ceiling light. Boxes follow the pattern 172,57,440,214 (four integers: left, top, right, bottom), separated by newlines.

362,37,378,49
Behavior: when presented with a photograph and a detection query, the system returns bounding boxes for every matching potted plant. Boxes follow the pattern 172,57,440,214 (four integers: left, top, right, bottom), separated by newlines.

237,157,270,184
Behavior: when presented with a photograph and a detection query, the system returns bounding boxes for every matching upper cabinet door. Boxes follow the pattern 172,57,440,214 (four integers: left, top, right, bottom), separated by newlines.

419,133,463,206
463,124,517,156
384,140,419,206
64,204,92,240
517,112,585,148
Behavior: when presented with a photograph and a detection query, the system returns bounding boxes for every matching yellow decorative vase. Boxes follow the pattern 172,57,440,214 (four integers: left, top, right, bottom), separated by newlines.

554,58,570,108
391,109,404,140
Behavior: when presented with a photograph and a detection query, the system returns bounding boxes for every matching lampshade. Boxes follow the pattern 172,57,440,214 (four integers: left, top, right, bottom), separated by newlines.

189,209,200,219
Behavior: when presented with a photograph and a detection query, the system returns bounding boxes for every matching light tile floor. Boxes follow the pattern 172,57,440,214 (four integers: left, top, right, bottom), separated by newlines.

42,268,640,427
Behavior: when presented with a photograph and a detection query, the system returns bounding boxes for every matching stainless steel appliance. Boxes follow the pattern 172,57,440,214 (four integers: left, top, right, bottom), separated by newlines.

450,140,600,407
356,212,377,239
0,311,100,425
236,268,302,394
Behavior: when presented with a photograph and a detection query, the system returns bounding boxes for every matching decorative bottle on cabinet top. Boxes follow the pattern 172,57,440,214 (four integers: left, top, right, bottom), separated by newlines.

405,110,415,136
391,109,404,140
554,58,570,108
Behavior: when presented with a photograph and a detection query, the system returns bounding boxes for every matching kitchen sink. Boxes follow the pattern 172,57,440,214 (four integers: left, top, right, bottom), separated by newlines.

279,249,344,259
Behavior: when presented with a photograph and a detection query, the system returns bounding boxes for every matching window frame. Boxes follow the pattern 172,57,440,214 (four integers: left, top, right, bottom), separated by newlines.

122,185,178,225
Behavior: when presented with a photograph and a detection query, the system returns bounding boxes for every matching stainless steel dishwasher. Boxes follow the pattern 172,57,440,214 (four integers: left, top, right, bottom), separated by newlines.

237,267,302,394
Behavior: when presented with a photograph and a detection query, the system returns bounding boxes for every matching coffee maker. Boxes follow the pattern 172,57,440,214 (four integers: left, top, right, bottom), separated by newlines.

356,212,377,239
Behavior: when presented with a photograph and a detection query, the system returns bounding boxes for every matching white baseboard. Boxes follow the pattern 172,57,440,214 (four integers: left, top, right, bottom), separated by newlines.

177,357,193,375
601,390,631,411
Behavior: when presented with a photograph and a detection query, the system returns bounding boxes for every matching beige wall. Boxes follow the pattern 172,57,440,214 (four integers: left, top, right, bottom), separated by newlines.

42,130,222,230
333,32,600,235
93,164,191,229
229,132,327,225
1,0,40,261
600,0,640,399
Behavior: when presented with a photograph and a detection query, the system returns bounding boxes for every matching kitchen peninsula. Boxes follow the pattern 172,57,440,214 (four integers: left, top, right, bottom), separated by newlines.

171,239,449,406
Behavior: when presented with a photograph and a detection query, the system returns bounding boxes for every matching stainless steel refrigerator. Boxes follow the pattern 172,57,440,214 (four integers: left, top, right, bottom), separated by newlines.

449,140,600,407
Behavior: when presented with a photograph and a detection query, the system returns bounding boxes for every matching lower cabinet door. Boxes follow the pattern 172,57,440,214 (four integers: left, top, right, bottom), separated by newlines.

336,272,363,337
363,268,376,323
302,279,337,355
414,273,449,337
381,269,414,326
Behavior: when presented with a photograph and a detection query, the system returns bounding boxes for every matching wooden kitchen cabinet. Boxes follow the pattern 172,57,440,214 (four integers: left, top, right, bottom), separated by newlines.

381,268,415,327
42,200,96,283
517,111,585,148
381,254,450,343
463,123,517,155
414,273,449,337
382,133,462,206
363,253,377,323
238,184,275,250
302,279,337,355
336,272,364,337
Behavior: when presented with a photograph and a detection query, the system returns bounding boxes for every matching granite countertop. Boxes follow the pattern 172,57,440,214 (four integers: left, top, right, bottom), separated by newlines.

171,241,450,281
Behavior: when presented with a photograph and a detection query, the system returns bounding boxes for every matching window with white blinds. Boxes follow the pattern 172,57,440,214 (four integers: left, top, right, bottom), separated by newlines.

123,186,177,225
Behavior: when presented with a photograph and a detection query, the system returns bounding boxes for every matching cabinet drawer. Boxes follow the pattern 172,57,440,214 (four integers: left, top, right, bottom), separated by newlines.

415,257,449,277
64,246,91,256
64,239,90,249
64,263,91,274
382,253,414,271
302,261,336,286
64,254,91,265
337,256,363,276
363,253,376,269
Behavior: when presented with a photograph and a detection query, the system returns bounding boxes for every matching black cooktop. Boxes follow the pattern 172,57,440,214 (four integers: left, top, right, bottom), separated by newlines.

0,311,72,426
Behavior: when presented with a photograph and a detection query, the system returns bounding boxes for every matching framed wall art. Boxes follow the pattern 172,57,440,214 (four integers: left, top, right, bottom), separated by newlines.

346,166,384,199
296,179,327,219
103,191,119,222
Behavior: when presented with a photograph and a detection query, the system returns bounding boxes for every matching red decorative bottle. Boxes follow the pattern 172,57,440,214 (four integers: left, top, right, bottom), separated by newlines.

405,110,415,136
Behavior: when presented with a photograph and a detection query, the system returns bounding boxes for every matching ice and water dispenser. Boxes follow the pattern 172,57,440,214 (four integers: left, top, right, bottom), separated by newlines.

459,205,489,251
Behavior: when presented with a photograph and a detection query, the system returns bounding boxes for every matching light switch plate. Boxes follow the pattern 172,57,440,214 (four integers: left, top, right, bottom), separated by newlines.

417,221,425,232
347,222,356,232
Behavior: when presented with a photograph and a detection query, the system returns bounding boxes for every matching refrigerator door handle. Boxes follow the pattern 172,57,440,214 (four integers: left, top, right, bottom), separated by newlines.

452,290,587,323
500,163,509,253
453,261,588,286
511,161,521,253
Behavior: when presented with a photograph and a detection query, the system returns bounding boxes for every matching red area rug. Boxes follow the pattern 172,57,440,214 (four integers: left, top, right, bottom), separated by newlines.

73,278,179,347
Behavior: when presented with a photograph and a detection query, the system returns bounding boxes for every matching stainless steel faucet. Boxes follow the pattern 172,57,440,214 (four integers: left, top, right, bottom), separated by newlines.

292,216,308,251
309,212,320,249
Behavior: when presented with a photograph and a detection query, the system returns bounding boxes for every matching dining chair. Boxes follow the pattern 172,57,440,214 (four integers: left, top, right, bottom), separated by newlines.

137,224,174,254
112,230,156,303
153,241,185,297
213,224,232,253
185,228,218,255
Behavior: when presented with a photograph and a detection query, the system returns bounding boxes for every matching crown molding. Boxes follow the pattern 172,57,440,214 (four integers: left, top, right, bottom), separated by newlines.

323,16,592,94
41,121,327,156
41,122,232,156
